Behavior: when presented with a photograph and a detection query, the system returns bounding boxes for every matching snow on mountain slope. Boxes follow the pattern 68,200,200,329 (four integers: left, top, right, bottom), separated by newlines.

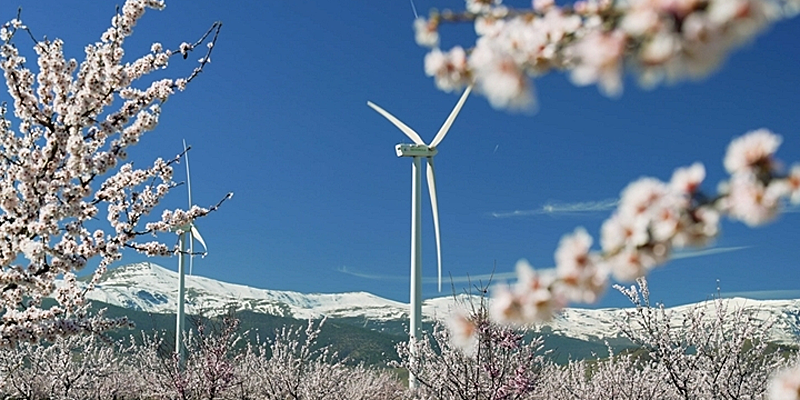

428,293,800,344
80,262,800,345
549,300,800,344
86,262,407,320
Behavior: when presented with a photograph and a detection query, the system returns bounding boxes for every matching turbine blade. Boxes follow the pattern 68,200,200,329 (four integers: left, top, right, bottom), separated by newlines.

183,140,193,207
426,157,442,292
189,230,194,276
367,101,425,145
190,225,208,254
430,85,472,148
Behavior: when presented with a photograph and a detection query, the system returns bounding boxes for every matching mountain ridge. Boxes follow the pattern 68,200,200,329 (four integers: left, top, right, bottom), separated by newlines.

71,262,800,346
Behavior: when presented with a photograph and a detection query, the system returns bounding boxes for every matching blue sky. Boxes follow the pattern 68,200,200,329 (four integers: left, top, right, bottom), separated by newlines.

6,1,800,309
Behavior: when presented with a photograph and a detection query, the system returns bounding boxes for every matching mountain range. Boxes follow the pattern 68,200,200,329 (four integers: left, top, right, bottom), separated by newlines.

69,262,800,362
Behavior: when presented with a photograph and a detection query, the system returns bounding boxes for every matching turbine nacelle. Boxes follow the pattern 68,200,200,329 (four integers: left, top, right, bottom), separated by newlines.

395,143,437,158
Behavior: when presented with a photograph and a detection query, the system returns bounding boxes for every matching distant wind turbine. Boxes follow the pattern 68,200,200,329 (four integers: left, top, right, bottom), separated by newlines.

367,85,472,388
175,140,207,361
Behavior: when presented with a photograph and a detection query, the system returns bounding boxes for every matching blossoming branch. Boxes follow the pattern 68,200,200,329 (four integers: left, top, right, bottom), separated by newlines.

0,0,227,346
415,0,800,110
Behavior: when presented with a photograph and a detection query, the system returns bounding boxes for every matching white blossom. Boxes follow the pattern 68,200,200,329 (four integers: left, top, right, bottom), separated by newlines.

554,227,607,303
414,17,439,48
788,164,800,204
724,128,782,174
445,309,479,356
424,46,470,92
568,29,626,97
770,363,800,400
722,172,783,226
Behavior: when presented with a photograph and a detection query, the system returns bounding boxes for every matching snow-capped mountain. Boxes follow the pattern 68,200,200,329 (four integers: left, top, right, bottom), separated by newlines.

80,262,800,345
85,262,409,320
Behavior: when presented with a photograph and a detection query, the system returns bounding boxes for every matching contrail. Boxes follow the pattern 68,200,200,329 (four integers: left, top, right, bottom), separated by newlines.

409,0,419,18
718,289,800,299
337,265,516,284
336,266,405,281
338,247,749,284
491,198,619,218
671,246,750,260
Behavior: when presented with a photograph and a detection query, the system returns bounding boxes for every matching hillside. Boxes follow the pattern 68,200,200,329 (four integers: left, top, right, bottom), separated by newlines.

63,262,799,364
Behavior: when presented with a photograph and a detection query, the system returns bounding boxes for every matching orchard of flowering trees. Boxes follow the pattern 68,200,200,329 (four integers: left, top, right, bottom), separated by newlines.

0,0,798,399
0,0,229,347
0,282,795,399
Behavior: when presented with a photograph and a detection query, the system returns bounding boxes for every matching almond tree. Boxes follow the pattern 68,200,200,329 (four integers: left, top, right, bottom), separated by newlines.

0,333,123,399
122,314,243,400
396,293,549,400
235,318,405,400
0,0,227,346
539,347,676,400
611,278,791,400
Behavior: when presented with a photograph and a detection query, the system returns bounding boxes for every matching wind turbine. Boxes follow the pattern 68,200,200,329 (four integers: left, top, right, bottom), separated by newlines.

367,85,472,388
175,140,207,361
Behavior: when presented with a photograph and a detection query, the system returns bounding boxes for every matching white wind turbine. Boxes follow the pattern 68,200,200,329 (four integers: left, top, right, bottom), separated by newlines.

175,140,207,361
367,85,472,388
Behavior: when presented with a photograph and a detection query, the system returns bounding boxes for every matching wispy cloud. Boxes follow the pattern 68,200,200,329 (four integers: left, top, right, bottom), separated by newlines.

336,266,406,282
336,266,516,285
718,289,800,300
424,272,518,285
671,246,750,260
491,199,800,219
338,247,749,285
490,198,619,218
783,203,800,213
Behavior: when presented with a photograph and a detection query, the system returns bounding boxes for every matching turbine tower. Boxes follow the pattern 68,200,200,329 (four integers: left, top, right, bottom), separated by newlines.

175,140,207,361
367,85,472,388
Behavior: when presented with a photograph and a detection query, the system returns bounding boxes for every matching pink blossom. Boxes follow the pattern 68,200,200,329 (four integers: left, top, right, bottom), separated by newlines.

534,0,556,12
670,162,705,196
470,40,535,111
491,260,565,324
600,212,649,254
475,15,506,37
567,29,626,97
638,31,680,75
724,128,782,174
769,363,800,400
619,177,670,218
620,0,663,35
445,309,479,355
540,8,582,42
722,173,783,226
424,47,470,92
514,261,566,321
467,0,505,14
414,17,439,48
604,244,668,281
674,205,720,247
490,285,527,323
555,228,607,303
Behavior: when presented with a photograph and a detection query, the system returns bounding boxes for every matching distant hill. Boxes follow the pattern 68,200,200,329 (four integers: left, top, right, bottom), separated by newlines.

64,262,799,365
